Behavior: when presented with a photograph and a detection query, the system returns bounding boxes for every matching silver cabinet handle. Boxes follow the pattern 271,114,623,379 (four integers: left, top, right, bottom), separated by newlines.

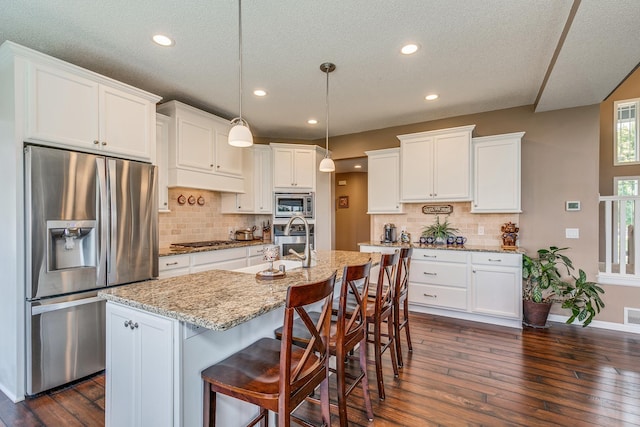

133,322,139,329
423,254,437,258
124,320,131,328
217,165,221,169
93,140,100,145
101,141,107,146
424,294,437,298
487,258,502,262
165,261,179,266
423,272,437,276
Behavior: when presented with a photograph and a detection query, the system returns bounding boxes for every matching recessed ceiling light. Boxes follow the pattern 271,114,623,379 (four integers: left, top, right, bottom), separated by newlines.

401,44,419,55
354,164,362,169
253,89,267,97
307,119,318,125
152,34,174,47
425,94,439,101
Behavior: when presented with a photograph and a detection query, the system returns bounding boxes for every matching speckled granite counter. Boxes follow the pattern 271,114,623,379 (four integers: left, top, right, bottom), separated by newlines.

159,239,268,257
358,241,525,254
99,250,379,331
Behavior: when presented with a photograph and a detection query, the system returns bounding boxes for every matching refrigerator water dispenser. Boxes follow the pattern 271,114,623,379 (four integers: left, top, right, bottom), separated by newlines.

47,220,97,271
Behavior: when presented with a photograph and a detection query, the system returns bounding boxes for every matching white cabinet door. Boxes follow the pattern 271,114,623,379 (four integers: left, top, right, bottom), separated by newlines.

106,303,174,427
214,125,243,177
470,252,521,319
471,132,524,213
366,148,402,213
471,266,520,318
399,125,474,202
293,149,315,189
26,62,99,149
176,110,215,172
256,146,273,213
273,147,295,188
433,131,470,200
400,138,433,201
156,114,170,212
272,146,315,190
99,85,154,160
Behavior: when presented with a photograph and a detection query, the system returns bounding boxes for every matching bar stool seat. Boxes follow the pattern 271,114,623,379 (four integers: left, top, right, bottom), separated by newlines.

202,272,337,427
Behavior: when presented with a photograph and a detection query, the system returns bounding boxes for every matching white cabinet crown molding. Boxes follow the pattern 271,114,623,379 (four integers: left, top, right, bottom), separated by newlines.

396,124,476,142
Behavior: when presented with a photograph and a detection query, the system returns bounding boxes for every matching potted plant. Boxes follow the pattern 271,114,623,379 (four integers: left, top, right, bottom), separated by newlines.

522,246,605,327
421,215,458,245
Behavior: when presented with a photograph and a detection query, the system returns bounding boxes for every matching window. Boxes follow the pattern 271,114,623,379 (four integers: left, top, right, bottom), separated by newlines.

614,98,640,164
614,176,640,266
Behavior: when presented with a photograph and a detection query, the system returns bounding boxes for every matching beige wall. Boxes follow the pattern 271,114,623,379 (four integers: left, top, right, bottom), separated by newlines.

599,66,640,195
328,104,631,322
334,172,369,251
159,187,271,249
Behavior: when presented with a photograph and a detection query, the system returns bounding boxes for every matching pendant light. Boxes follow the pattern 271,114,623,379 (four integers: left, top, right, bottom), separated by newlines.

228,0,253,147
318,62,336,172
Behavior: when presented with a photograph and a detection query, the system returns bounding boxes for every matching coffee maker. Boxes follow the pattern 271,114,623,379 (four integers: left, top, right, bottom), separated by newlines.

383,223,397,243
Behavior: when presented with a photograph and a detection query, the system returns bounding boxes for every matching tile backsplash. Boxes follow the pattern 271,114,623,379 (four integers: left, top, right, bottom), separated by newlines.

158,188,271,248
371,202,519,247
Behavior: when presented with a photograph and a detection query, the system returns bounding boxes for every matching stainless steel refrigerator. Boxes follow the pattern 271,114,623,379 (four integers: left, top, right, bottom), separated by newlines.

24,145,158,395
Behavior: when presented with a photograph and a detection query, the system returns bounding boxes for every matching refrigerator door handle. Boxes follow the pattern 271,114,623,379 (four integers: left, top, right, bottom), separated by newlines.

96,158,108,286
107,158,118,284
31,296,103,315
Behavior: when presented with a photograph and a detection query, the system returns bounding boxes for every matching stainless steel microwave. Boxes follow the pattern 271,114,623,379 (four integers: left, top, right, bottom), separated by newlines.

274,192,314,219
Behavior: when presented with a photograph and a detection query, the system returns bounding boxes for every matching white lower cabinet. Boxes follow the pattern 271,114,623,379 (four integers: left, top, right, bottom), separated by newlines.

360,245,523,328
106,302,175,427
158,245,267,278
471,252,522,319
408,249,468,311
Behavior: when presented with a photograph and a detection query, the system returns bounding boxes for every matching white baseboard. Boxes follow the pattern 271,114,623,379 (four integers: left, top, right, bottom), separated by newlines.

0,382,23,403
547,314,640,334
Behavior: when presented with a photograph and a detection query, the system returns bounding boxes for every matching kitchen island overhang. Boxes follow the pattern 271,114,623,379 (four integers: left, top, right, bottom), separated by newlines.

99,250,380,426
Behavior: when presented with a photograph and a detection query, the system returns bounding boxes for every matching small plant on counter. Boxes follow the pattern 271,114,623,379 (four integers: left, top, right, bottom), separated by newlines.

421,215,458,243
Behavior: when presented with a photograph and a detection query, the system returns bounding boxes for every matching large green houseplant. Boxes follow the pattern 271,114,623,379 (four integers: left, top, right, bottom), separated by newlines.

522,246,605,327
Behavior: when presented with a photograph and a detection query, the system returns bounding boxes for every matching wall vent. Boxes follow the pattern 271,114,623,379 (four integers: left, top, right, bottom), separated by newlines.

624,307,640,327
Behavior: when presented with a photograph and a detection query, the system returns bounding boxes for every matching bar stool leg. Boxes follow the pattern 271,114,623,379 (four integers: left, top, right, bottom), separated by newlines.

359,340,374,421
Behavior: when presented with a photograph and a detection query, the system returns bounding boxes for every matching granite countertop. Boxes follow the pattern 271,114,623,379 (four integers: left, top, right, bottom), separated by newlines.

159,239,270,257
358,241,525,254
99,250,380,331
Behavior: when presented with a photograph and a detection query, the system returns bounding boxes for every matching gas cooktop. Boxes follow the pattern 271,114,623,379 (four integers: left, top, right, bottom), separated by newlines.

170,240,235,248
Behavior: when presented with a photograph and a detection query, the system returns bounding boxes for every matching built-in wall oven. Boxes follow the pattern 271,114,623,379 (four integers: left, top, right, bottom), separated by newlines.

274,192,314,219
274,223,315,257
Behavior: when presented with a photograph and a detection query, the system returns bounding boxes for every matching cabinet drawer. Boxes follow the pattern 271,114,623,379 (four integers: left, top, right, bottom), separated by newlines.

248,245,266,257
158,254,190,272
359,245,399,255
409,261,467,287
191,247,247,266
412,248,468,263
471,252,521,267
409,283,467,310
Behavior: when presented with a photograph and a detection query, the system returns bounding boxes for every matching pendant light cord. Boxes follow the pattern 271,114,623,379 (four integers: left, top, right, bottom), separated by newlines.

238,0,243,121
325,66,329,154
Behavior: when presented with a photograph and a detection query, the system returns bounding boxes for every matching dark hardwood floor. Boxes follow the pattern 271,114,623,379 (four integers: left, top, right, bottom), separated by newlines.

2,312,639,426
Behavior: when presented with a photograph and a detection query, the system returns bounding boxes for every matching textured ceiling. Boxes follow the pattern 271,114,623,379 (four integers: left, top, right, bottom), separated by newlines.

0,0,638,140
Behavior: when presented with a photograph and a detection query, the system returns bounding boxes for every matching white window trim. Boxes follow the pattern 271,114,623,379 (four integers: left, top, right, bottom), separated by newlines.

613,98,640,166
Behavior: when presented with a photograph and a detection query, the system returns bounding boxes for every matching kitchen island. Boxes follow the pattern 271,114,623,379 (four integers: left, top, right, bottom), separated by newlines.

99,250,378,427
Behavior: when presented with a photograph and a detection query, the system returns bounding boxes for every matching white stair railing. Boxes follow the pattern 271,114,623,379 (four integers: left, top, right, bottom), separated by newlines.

599,195,640,286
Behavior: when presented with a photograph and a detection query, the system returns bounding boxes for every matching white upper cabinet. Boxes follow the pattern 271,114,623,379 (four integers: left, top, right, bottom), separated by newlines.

271,144,316,190
471,132,524,213
399,125,475,202
221,145,273,214
366,148,402,214
156,114,170,212
157,101,244,193
26,60,159,161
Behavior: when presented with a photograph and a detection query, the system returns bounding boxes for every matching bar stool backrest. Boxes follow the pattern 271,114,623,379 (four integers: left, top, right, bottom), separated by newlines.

373,251,399,317
336,261,372,349
395,247,413,304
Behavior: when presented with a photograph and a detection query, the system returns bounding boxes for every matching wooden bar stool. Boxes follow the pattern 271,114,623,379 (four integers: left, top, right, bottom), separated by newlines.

201,272,337,427
274,261,375,426
393,247,413,368
363,251,400,401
